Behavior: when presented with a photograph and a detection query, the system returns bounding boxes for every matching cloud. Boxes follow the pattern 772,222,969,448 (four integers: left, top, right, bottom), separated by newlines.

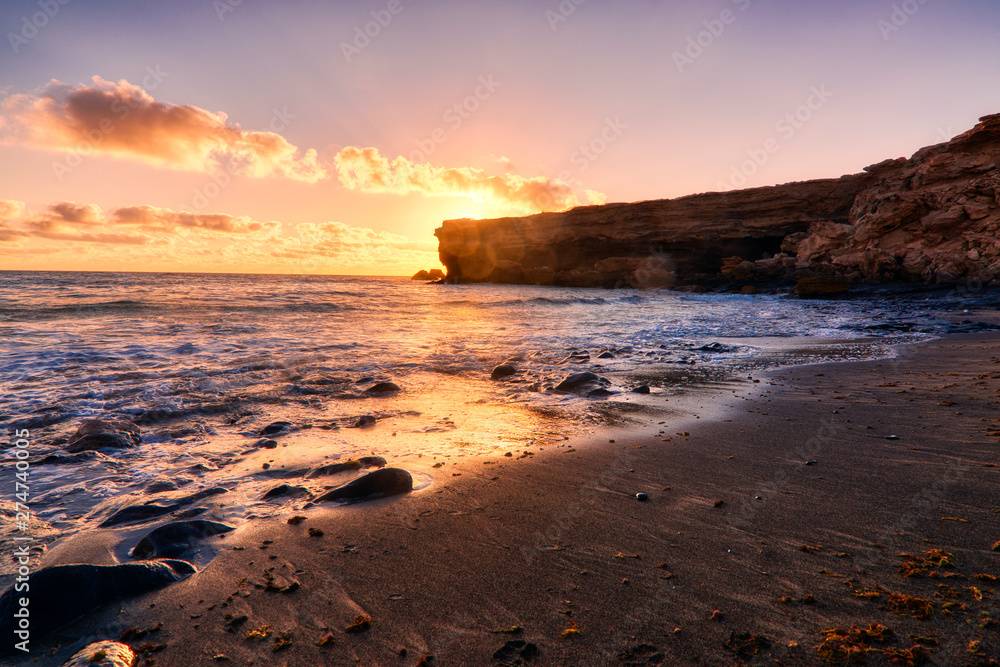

1,79,603,214
114,205,281,235
0,77,326,182
0,201,282,246
335,146,583,214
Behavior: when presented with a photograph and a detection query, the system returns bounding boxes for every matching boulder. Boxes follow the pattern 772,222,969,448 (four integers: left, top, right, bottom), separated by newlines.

313,468,413,503
364,382,401,395
262,484,310,500
130,520,234,560
555,371,602,392
306,456,387,477
490,364,517,380
0,560,195,650
66,419,140,453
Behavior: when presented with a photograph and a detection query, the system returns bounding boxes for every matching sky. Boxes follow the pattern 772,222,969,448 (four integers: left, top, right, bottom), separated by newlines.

1,0,999,275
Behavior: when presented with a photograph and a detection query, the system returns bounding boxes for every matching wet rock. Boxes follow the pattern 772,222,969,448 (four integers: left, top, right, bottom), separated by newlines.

365,381,402,395
100,487,228,527
597,351,615,359
262,484,310,500
636,493,649,501
130,520,234,560
313,468,413,503
630,385,651,394
307,456,387,478
0,560,195,650
352,415,377,428
66,419,141,453
260,421,293,436
490,364,517,380
253,465,312,479
587,388,617,398
62,640,137,667
257,438,279,449
697,342,731,352
555,371,602,392
172,507,207,519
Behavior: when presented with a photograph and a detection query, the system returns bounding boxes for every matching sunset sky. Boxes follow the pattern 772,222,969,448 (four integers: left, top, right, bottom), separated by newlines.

2,0,999,275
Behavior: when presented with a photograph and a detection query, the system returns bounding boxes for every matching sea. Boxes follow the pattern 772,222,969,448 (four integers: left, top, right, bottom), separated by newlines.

1,270,999,568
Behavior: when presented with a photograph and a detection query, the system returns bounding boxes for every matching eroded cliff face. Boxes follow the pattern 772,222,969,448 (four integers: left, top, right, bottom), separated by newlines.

435,113,1000,289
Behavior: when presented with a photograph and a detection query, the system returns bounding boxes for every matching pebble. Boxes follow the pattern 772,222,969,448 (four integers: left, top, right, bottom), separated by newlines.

636,493,648,501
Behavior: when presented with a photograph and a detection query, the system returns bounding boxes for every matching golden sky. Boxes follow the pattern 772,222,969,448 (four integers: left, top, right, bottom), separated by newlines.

2,0,998,275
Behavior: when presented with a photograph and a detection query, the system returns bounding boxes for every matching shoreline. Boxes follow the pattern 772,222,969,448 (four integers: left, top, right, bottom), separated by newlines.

11,333,1000,665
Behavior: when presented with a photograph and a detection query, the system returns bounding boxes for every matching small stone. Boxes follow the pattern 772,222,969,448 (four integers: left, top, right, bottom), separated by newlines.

260,421,292,436
636,493,648,502
353,415,377,428
258,439,278,449
365,382,401,395
630,384,651,394
490,364,517,380
885,435,899,440
805,460,818,466
710,609,724,622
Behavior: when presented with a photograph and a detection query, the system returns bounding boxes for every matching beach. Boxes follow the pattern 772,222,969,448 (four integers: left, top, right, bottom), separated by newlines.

17,332,1000,666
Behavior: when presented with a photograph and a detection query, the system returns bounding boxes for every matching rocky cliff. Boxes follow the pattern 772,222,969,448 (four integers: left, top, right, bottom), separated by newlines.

435,113,1000,290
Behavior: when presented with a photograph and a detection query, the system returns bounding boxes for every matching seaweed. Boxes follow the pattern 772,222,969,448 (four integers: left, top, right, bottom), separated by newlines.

886,593,934,620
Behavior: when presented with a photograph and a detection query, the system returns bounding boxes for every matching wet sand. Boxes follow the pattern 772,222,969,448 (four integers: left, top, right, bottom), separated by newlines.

21,334,1000,665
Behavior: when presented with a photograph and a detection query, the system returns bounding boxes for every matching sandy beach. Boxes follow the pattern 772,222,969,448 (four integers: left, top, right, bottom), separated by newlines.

15,333,997,666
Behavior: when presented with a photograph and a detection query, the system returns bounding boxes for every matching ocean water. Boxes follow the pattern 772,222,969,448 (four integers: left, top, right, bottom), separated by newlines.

1,270,998,563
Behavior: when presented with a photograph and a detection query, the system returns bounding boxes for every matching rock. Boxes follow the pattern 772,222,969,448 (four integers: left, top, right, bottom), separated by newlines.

587,388,617,397
794,276,851,297
630,385,651,394
260,421,292,436
62,641,137,667
262,483,310,500
490,364,517,380
636,493,649,501
364,381,401,395
352,415,377,428
411,268,446,280
358,455,387,467
0,560,195,650
99,487,227,527
697,342,731,352
39,451,105,465
257,438,279,449
306,456,387,478
130,520,234,560
66,419,141,452
434,114,1000,288
146,479,180,493
555,371,601,392
313,468,413,503
597,351,615,359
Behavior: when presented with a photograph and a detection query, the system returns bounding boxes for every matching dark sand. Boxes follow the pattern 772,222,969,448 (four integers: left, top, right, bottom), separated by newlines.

21,334,1000,666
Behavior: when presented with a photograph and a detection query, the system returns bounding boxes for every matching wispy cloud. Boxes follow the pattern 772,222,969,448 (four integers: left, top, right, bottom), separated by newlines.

0,77,326,182
335,146,582,214
0,200,438,274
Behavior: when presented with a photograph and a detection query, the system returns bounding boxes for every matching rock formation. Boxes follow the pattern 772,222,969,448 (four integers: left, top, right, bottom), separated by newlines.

435,114,1000,289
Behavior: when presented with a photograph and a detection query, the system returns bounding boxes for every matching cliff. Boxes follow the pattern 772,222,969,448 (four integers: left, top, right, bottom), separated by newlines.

435,113,1000,289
